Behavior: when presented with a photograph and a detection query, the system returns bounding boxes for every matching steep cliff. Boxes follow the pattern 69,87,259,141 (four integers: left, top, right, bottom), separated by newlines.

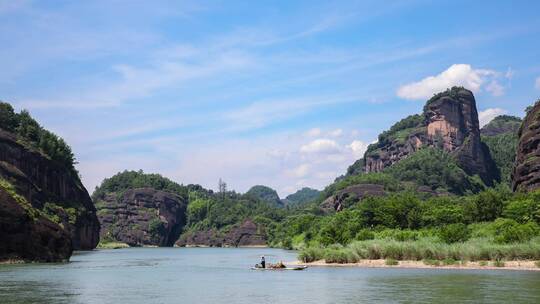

363,87,499,185
513,100,540,192
0,130,99,251
0,187,72,262
96,188,187,246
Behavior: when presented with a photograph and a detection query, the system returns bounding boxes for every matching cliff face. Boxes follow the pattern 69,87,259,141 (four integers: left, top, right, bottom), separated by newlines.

364,87,499,185
176,219,266,247
512,101,540,192
97,188,187,246
0,188,72,262
0,130,99,255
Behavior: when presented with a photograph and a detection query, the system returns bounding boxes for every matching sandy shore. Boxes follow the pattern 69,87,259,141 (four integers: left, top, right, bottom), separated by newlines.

288,259,540,271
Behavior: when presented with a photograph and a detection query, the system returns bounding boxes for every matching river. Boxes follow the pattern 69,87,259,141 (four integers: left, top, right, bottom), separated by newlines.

0,248,539,303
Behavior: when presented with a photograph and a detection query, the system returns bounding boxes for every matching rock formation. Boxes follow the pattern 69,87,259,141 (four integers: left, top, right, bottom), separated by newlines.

0,188,72,262
512,100,540,192
0,129,99,262
321,184,386,212
96,188,187,246
176,219,266,247
363,87,499,185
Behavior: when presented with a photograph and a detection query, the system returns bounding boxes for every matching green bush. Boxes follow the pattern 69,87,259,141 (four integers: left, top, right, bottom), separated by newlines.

385,258,399,266
503,198,540,224
439,223,470,244
492,219,539,244
356,229,375,241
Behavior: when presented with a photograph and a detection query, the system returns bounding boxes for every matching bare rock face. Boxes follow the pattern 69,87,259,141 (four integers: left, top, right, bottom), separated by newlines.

0,188,72,262
0,130,99,254
224,220,266,247
512,101,540,192
364,87,499,185
97,188,187,246
176,219,266,247
321,184,386,212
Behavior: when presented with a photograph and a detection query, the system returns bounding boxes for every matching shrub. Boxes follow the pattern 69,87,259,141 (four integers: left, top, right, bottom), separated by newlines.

385,258,399,266
439,223,470,244
503,198,540,224
356,229,375,241
493,219,539,244
479,261,488,266
535,261,540,268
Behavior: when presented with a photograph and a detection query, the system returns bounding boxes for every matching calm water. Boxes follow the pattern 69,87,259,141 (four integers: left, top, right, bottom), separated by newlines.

0,248,539,304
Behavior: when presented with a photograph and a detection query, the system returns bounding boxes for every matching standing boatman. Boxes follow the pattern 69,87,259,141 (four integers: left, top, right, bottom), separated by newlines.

260,256,266,268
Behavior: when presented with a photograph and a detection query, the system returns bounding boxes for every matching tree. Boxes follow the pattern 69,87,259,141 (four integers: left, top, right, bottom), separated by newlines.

218,178,227,200
0,102,18,132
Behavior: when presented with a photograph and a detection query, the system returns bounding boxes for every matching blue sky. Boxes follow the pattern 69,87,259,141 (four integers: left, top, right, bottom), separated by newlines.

1,0,540,196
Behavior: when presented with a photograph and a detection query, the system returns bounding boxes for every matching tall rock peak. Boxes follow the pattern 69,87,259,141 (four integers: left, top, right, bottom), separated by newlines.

364,87,498,185
512,100,540,192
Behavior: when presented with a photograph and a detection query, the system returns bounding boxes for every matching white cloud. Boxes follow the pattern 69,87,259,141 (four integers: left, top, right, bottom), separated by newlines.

287,164,310,178
478,108,508,127
305,128,322,137
348,140,368,158
300,138,341,154
329,128,343,137
397,64,502,100
535,77,540,90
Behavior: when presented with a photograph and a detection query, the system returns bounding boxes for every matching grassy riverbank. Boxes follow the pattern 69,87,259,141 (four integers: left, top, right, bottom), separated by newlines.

97,241,130,249
299,237,540,264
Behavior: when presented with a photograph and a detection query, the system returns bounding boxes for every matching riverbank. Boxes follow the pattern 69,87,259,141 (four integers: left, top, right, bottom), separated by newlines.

289,259,540,271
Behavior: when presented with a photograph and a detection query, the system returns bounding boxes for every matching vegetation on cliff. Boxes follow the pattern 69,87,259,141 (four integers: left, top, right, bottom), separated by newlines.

0,102,76,173
282,187,321,206
92,170,189,201
481,115,521,186
244,185,283,207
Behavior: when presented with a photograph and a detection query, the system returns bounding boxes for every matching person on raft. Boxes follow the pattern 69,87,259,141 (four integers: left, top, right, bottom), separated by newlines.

260,256,265,268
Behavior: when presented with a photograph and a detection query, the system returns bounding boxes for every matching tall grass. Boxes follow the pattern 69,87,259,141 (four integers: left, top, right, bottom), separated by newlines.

298,237,540,263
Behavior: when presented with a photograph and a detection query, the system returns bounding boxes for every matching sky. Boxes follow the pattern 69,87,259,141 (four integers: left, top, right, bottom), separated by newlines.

1,0,540,197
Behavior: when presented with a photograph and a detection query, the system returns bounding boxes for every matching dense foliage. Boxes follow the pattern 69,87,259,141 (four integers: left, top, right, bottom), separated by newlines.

268,187,540,252
328,148,485,198
480,115,521,186
385,148,485,194
0,101,76,173
244,185,283,207
91,170,189,201
366,114,424,155
283,187,320,206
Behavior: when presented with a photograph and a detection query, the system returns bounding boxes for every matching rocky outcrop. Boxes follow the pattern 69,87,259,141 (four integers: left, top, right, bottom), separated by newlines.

176,219,266,247
363,87,499,185
321,184,386,212
97,188,187,246
0,130,99,255
512,101,540,192
0,188,72,262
